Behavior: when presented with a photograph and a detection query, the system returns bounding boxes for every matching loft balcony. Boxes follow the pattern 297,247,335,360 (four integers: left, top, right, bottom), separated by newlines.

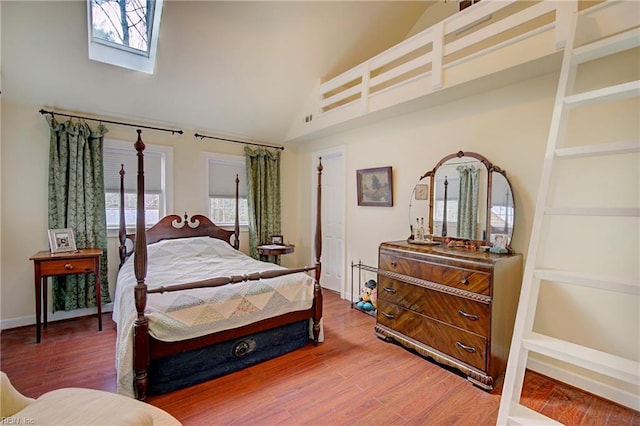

285,0,640,143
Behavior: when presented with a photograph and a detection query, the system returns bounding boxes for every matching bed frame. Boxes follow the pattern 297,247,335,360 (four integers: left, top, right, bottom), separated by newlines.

119,130,323,400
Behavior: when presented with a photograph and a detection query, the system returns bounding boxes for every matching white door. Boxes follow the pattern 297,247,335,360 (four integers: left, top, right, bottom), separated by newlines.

312,148,345,296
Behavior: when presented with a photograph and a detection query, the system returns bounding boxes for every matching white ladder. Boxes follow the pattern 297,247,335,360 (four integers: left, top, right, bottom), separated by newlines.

497,1,640,424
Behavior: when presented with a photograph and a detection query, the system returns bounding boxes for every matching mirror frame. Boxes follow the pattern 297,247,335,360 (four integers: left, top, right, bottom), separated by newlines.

415,150,515,252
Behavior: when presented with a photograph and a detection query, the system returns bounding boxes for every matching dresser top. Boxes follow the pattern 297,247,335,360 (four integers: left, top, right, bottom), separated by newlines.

380,240,519,264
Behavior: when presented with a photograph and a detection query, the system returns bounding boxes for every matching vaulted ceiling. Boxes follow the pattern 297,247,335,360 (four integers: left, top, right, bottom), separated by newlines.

1,1,433,144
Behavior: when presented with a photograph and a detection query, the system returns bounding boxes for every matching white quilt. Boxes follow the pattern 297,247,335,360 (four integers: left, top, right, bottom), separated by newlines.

113,237,315,397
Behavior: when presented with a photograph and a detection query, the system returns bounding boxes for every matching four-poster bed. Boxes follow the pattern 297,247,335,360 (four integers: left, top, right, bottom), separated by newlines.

114,130,323,400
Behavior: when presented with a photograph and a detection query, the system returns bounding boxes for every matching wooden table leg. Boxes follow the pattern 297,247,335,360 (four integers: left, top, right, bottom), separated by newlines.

34,269,41,344
43,278,48,328
95,260,102,332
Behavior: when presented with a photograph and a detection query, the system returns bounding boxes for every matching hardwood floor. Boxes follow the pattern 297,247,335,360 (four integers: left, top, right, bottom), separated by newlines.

1,290,637,425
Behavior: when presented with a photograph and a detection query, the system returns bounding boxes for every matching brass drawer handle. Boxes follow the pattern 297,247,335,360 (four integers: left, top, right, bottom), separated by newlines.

383,287,397,294
458,310,479,321
381,312,395,320
456,341,476,353
64,264,74,270
460,276,469,285
390,261,397,268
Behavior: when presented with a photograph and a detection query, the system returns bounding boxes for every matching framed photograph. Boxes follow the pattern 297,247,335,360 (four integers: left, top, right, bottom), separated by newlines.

492,233,508,249
356,166,393,207
48,228,77,253
415,183,429,200
270,235,284,245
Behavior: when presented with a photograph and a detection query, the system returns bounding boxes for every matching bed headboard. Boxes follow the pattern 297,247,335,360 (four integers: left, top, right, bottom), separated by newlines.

117,138,240,267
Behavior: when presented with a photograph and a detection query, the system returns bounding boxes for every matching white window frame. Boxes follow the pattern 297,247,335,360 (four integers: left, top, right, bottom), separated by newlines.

87,0,164,74
104,138,173,236
203,152,249,229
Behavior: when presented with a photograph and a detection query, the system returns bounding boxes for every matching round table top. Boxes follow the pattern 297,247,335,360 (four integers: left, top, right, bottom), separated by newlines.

257,244,295,256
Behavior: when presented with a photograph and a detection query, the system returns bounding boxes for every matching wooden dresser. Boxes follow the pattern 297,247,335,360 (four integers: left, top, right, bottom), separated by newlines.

375,240,522,390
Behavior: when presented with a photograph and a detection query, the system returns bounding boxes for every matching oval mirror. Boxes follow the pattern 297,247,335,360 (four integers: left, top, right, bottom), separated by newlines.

408,151,515,252
489,172,515,248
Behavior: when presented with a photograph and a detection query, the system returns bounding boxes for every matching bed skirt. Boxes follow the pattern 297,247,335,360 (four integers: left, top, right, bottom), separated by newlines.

147,320,309,395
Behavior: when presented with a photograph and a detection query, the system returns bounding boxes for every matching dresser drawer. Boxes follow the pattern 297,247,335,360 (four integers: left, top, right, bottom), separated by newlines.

39,258,96,276
377,300,487,371
379,251,491,295
379,252,422,278
377,276,490,336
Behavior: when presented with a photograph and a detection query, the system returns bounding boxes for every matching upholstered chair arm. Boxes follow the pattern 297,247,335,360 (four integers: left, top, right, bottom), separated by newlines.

1,371,36,417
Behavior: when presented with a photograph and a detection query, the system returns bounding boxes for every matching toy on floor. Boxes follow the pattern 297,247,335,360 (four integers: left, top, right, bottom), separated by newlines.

356,279,377,311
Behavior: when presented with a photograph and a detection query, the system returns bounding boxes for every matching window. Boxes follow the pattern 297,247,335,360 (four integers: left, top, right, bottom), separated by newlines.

459,0,481,11
87,0,164,74
490,204,514,234
204,153,249,228
103,139,173,231
434,175,459,223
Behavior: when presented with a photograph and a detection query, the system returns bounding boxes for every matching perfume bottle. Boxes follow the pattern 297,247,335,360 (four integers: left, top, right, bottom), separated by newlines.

417,218,424,241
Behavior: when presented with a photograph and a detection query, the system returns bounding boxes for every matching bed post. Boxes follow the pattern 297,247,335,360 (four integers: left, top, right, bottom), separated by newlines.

234,173,240,250
313,158,323,346
133,130,150,400
118,165,127,268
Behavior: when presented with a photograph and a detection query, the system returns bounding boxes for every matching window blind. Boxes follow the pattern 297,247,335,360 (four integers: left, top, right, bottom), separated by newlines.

208,160,247,198
104,148,163,193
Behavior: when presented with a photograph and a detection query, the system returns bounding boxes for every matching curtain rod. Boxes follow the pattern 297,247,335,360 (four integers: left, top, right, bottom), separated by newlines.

194,132,284,151
39,109,184,135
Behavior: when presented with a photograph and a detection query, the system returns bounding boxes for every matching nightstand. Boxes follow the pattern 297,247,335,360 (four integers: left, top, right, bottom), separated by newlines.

257,244,295,264
29,248,103,343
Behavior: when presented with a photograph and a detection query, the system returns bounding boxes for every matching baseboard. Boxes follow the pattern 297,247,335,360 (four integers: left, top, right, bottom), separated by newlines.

0,303,113,331
527,357,640,411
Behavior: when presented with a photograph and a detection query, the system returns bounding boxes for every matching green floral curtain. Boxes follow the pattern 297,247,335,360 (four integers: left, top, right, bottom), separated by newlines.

456,164,480,240
244,146,281,261
47,117,111,311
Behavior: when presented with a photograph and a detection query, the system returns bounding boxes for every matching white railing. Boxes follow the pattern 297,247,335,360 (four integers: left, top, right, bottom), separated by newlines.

318,0,575,115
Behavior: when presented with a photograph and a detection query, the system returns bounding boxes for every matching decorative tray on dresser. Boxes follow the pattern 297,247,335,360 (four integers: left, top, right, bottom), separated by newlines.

375,240,522,390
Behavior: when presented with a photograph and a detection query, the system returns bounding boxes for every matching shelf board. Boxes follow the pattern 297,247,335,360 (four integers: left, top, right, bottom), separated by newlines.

573,27,640,65
522,332,640,385
555,140,640,159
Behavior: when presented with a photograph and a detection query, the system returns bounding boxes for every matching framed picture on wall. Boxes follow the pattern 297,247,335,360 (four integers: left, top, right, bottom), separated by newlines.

48,228,77,253
356,166,393,207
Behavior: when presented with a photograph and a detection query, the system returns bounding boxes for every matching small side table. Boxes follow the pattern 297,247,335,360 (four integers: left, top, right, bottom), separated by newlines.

257,244,295,264
29,248,103,343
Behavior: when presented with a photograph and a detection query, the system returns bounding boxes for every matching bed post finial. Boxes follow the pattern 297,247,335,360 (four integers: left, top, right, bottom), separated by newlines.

312,157,323,346
134,128,145,152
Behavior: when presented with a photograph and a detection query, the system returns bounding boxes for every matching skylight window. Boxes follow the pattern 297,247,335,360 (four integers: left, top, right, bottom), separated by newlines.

87,0,163,74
